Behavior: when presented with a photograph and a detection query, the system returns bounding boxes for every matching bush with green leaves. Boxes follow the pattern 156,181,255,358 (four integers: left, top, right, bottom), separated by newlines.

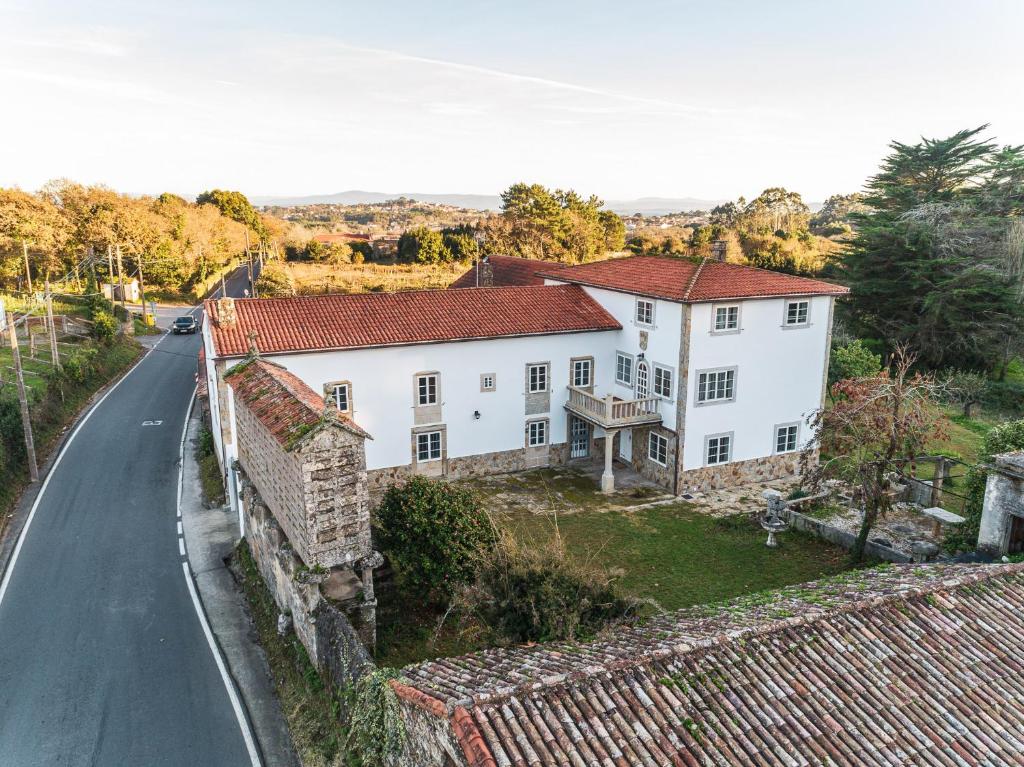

91,310,117,342
460,532,639,644
945,419,1024,553
61,346,99,384
345,668,406,767
828,339,882,392
374,476,495,600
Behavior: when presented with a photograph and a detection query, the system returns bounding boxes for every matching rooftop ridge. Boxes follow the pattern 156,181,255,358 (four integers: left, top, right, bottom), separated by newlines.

681,255,707,301
402,562,1024,712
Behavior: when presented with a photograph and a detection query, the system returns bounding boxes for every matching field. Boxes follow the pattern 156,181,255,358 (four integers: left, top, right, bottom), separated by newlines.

284,262,466,295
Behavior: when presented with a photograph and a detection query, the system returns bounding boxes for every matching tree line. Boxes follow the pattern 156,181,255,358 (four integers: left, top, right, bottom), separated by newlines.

0,182,290,297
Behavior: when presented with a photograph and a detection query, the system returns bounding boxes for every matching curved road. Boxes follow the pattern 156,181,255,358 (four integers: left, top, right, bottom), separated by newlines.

0,269,257,766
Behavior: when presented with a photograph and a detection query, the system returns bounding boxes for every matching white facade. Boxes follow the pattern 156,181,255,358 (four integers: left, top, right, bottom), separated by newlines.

682,295,832,471
267,330,618,471
203,284,835,493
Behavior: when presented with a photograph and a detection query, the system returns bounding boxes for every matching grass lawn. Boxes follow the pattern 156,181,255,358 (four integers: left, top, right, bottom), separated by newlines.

499,503,849,611
374,496,849,668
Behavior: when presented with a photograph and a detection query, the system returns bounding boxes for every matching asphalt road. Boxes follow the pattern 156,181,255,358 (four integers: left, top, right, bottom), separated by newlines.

0,268,256,766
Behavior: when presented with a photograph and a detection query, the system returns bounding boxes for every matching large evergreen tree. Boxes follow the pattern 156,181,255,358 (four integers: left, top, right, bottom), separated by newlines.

843,126,1024,371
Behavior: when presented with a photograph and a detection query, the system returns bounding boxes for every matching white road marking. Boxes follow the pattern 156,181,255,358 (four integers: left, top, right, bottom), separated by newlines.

142,420,163,426
176,387,262,767
0,321,176,607
177,521,183,536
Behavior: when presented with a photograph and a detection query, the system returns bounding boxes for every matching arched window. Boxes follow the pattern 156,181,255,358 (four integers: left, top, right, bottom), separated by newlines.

636,361,650,398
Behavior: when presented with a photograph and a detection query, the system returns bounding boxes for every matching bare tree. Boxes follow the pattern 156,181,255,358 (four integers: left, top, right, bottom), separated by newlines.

801,346,947,561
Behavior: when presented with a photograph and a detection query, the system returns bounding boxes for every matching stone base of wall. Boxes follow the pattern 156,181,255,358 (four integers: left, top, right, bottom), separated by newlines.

677,451,812,494
367,443,573,500
244,486,377,688
627,426,677,493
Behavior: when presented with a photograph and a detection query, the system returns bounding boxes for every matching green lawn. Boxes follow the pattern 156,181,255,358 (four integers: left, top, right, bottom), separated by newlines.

375,499,849,667
499,503,849,611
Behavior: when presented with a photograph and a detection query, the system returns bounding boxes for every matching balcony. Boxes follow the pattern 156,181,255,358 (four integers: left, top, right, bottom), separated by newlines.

564,385,662,430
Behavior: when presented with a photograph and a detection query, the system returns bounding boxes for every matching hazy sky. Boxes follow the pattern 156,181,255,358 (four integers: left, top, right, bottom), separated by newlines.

1,0,1021,202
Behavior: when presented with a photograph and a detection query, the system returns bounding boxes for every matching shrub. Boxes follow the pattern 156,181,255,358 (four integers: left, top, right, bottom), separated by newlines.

61,346,99,384
91,310,117,342
254,263,295,297
460,532,639,644
983,380,1024,415
828,339,882,391
374,476,495,600
945,418,1024,553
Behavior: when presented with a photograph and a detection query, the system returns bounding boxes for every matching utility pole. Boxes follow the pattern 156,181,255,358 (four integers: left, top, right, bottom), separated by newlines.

136,255,147,326
107,243,115,292
22,241,33,295
115,244,127,313
244,229,254,297
45,280,60,370
8,311,39,482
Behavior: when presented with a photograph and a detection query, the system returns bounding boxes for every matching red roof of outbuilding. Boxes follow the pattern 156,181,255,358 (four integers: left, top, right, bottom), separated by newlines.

226,358,369,445
205,285,620,358
449,255,548,289
537,255,849,302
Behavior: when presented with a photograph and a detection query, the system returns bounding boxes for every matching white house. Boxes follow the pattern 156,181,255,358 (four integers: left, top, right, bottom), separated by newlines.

202,255,847,503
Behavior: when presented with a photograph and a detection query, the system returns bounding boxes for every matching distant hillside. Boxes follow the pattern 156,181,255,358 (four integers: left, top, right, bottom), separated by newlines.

253,190,729,216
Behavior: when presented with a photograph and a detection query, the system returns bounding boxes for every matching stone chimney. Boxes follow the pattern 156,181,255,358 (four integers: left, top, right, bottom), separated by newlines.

711,240,727,262
217,297,237,328
478,256,494,287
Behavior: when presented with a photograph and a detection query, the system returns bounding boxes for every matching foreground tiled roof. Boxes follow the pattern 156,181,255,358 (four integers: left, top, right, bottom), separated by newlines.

397,563,1024,766
196,346,208,398
226,358,369,446
449,256,548,289
205,285,620,358
537,255,849,302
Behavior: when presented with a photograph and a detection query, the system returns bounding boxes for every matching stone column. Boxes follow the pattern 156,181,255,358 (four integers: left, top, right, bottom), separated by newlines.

602,429,617,493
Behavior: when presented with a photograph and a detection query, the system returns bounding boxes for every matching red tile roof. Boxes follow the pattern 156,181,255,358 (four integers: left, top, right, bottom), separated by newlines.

449,255,548,289
226,359,369,446
537,255,849,302
399,563,1024,767
205,285,620,358
196,346,208,398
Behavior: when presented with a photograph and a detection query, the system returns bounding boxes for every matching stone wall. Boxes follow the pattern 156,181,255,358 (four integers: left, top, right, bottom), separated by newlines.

367,443,573,500
786,508,912,564
235,395,371,570
627,425,677,492
243,486,377,685
978,451,1024,557
677,450,808,494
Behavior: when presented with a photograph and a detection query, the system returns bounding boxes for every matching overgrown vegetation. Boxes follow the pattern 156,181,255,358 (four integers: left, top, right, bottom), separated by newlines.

231,542,350,766
458,531,639,644
196,427,224,506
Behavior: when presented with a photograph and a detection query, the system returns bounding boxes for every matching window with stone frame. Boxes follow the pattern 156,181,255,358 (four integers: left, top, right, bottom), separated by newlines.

326,381,351,413
713,304,740,332
784,299,810,326
648,432,668,466
615,351,634,386
480,373,496,392
775,423,799,453
653,364,674,399
416,430,443,461
527,363,548,393
571,358,593,388
635,298,655,327
527,419,548,446
416,373,438,405
705,433,732,465
696,367,736,404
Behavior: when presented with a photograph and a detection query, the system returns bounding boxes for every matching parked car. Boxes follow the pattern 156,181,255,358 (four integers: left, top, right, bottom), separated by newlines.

172,315,199,334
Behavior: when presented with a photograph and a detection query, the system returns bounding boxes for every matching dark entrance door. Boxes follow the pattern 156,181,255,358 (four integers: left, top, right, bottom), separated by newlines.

1009,515,1024,555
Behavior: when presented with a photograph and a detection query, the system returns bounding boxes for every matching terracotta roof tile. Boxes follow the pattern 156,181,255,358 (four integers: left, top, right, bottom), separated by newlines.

537,255,849,303
449,255,548,289
226,358,369,446
400,563,1024,766
196,346,208,398
205,285,620,358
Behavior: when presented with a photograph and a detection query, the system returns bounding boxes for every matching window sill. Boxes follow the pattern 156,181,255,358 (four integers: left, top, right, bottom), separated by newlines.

710,328,741,336
780,323,811,330
694,398,735,407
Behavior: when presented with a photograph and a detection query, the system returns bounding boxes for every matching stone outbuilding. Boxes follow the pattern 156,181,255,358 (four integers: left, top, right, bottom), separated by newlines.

226,357,380,646
978,450,1024,557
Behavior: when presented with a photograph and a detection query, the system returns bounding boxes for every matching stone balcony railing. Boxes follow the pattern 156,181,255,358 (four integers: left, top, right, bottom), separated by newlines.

564,385,661,429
